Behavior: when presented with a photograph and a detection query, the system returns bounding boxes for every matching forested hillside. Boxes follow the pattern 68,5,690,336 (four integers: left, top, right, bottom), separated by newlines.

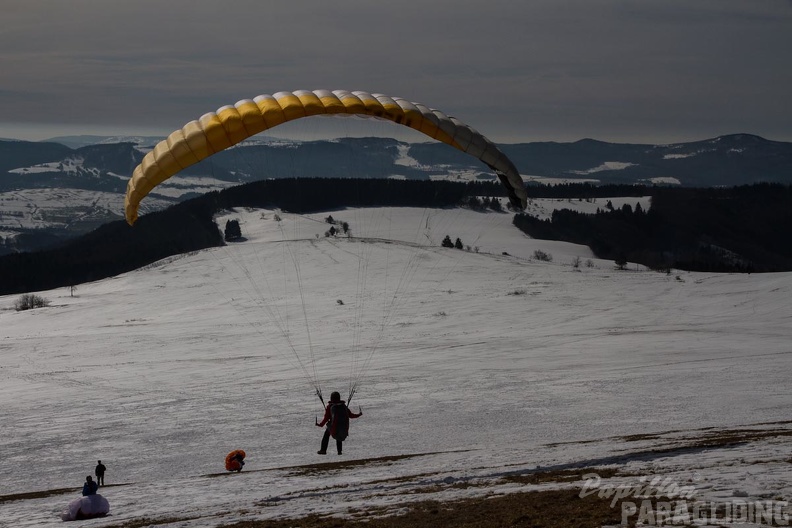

514,183,792,272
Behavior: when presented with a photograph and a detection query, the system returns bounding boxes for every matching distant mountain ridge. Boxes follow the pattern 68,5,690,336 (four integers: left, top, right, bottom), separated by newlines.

501,133,792,187
0,133,790,253
22,132,792,186
5,132,792,187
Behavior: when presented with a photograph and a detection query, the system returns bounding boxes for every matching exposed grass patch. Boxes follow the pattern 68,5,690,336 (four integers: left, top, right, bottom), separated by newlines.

620,433,664,442
502,467,619,486
103,516,202,528
219,488,638,528
0,483,130,504
284,451,461,477
0,487,75,504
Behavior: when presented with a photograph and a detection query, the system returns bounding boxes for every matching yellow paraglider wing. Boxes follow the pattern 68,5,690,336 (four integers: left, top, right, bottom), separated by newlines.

124,90,527,225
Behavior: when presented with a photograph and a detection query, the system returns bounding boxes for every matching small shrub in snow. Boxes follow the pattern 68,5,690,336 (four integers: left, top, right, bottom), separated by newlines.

533,250,553,262
508,289,528,296
14,294,50,311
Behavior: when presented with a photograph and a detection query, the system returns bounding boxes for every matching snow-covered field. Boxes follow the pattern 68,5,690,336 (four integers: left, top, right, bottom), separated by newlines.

1,207,790,527
523,196,651,220
0,181,224,235
0,189,126,233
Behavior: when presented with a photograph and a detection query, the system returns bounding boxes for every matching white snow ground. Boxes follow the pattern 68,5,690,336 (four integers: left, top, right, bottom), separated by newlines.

1,206,790,527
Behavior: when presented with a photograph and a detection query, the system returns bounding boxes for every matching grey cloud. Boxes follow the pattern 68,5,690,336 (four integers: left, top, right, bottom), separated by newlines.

1,0,790,143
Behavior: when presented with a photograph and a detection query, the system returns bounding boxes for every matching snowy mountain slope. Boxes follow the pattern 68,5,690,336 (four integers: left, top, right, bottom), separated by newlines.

0,207,790,526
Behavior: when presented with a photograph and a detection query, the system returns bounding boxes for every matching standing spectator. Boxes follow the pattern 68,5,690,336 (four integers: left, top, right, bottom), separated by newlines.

95,460,106,486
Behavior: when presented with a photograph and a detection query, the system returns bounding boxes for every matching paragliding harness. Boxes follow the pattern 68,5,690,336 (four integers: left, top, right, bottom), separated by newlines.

316,388,352,441
329,401,350,441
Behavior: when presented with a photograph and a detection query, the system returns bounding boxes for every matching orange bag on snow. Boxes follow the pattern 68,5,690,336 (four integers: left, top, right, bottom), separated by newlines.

225,449,246,472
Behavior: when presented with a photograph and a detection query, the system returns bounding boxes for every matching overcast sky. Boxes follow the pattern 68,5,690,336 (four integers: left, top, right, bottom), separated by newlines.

1,0,791,144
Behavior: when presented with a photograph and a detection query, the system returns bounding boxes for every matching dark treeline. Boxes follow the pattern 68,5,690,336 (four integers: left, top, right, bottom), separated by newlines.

466,181,652,200
0,178,468,295
513,183,792,272
218,176,469,211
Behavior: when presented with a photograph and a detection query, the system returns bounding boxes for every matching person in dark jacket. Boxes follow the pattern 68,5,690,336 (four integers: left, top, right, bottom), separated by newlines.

316,391,361,455
95,460,106,486
82,476,98,496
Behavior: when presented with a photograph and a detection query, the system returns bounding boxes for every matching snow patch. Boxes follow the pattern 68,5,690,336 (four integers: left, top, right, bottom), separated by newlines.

8,157,97,177
523,175,600,185
569,161,635,175
393,144,421,167
524,196,652,220
149,176,240,198
641,177,681,185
